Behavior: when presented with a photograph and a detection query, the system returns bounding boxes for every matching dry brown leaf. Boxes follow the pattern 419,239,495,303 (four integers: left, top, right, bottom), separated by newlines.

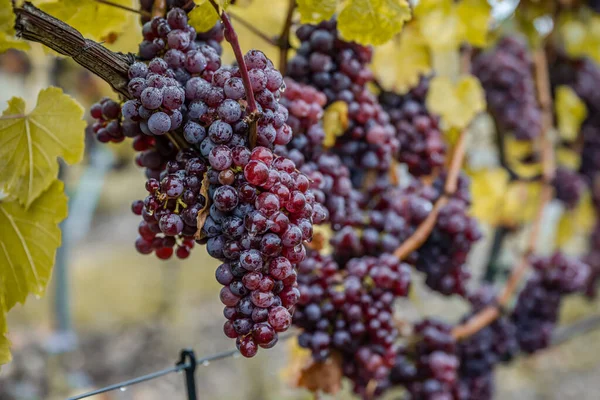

296,351,343,395
194,174,211,240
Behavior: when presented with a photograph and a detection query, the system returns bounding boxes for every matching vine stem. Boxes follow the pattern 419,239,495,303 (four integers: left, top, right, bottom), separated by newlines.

207,0,258,116
94,0,150,16
278,0,296,74
392,129,466,260
452,48,556,340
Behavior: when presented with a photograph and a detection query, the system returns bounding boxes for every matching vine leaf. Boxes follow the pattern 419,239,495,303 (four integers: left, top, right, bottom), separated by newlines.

322,101,348,148
426,74,485,130
0,180,68,367
469,167,510,226
555,191,596,248
0,87,85,208
338,0,411,46
189,0,230,33
296,351,343,395
372,22,431,94
556,147,581,171
0,0,29,53
296,0,337,24
415,0,490,51
36,0,133,43
557,8,600,64
555,86,587,142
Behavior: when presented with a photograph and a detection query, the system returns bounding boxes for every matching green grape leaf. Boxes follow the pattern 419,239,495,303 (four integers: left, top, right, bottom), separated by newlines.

189,0,230,33
37,0,133,42
338,0,412,46
0,87,85,208
456,0,491,47
0,296,9,366
0,0,29,53
0,180,67,311
296,0,337,24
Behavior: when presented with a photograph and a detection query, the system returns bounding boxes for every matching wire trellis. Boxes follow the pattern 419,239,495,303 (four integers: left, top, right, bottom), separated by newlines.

66,315,600,400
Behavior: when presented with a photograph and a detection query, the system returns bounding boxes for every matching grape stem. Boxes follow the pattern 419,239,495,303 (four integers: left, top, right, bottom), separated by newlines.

452,48,556,340
94,0,150,17
278,0,296,74
152,0,167,18
207,0,260,145
392,131,466,260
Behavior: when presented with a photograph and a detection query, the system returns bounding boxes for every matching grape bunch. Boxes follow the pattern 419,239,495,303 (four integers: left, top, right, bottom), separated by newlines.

389,319,460,399
131,149,204,260
472,36,542,140
90,98,124,143
584,221,600,297
456,286,519,400
511,253,590,353
552,167,586,209
287,20,399,175
379,77,446,177
414,174,481,296
294,251,410,395
276,77,327,163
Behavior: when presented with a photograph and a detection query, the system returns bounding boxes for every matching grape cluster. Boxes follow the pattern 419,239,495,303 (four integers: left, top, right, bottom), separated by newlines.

473,36,542,140
584,221,600,297
456,286,518,400
277,77,327,163
131,149,204,259
379,77,446,177
90,98,124,143
415,174,481,296
552,167,586,209
287,20,399,174
389,319,460,399
294,251,410,395
511,252,590,353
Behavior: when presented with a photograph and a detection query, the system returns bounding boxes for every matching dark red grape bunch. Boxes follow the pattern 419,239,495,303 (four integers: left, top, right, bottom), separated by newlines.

472,36,542,140
389,319,460,400
511,252,590,353
294,251,410,396
584,221,600,298
277,77,327,163
132,149,204,260
415,173,481,296
552,167,587,209
208,144,326,358
379,77,446,177
287,20,399,175
456,286,519,400
90,98,124,143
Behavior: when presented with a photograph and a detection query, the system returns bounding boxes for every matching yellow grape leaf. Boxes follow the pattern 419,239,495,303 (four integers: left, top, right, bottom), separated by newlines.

426,74,485,130
190,0,230,33
0,0,29,53
504,135,542,179
556,147,581,171
322,101,349,148
555,190,596,248
338,0,412,46
0,180,67,311
501,181,542,227
455,0,491,47
415,0,459,51
555,86,587,142
558,10,600,65
0,87,85,208
415,0,490,51
104,13,143,54
372,22,431,93
296,0,337,24
38,0,133,43
468,167,510,226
